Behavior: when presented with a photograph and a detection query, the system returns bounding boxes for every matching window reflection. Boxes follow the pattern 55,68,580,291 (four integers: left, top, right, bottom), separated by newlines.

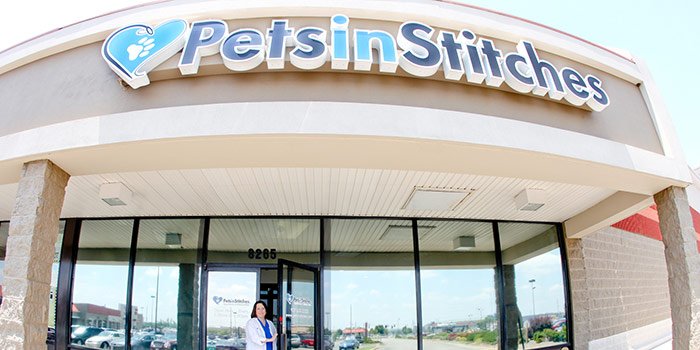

325,219,418,349
71,219,132,346
208,218,320,265
499,223,567,349
419,220,499,350
47,221,65,347
0,222,7,307
133,219,202,350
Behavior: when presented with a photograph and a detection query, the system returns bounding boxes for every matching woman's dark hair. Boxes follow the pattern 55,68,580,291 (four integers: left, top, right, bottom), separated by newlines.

250,300,270,318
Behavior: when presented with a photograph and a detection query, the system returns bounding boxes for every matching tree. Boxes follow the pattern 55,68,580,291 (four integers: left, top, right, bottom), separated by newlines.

371,325,386,335
477,315,496,331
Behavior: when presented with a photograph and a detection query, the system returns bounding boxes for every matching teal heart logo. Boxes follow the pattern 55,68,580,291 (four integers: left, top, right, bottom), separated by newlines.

102,19,188,89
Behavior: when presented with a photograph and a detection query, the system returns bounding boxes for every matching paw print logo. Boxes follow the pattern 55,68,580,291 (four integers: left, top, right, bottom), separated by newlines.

126,37,156,61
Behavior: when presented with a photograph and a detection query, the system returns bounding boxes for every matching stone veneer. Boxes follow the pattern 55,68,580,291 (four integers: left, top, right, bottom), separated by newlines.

654,186,700,350
566,226,671,350
0,160,69,350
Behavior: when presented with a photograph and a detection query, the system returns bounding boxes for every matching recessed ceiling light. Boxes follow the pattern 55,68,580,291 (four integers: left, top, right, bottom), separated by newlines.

402,187,472,211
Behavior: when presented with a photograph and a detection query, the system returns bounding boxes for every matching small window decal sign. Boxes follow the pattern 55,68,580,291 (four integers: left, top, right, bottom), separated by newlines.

102,15,609,111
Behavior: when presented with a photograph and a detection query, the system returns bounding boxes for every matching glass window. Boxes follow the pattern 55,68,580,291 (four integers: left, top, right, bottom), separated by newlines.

325,219,418,349
419,220,499,350
498,223,567,349
133,218,203,349
0,222,7,306
206,270,258,345
71,219,133,345
47,220,65,347
208,218,320,265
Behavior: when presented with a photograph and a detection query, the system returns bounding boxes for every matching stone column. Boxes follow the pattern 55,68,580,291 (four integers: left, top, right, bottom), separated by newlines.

178,263,198,350
654,186,700,350
564,237,590,350
0,160,69,350
498,265,522,350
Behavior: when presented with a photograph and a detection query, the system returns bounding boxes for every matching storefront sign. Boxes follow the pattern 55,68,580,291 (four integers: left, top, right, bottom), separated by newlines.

102,15,609,111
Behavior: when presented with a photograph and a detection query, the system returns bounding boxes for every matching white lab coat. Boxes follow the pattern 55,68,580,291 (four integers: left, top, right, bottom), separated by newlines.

245,317,278,350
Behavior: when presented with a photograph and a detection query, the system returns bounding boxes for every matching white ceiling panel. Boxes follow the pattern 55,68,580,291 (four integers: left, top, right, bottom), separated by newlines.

0,168,616,224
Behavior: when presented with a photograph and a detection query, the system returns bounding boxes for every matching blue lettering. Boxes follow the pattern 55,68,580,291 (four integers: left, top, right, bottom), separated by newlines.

461,30,485,84
266,20,294,69
586,75,609,111
503,52,534,93
521,41,566,99
221,29,265,71
439,31,463,80
353,30,398,72
398,22,442,77
291,27,328,70
179,20,227,75
478,39,504,86
331,15,349,69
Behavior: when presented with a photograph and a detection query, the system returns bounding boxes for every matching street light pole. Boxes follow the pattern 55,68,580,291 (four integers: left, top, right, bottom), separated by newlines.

150,296,155,327
155,266,160,333
528,279,536,316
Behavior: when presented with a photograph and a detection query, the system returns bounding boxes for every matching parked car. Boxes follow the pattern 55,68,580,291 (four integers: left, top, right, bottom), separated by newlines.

338,336,359,350
85,330,125,349
552,318,567,332
290,334,301,348
215,337,246,350
150,333,177,349
131,333,157,350
46,327,56,345
71,326,104,345
323,336,334,350
299,334,314,348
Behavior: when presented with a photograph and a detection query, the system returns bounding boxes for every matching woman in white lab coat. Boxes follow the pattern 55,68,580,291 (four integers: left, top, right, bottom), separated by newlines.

246,300,278,350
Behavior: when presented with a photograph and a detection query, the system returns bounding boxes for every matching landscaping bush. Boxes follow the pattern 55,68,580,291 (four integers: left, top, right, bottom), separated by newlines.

527,316,553,339
532,327,566,343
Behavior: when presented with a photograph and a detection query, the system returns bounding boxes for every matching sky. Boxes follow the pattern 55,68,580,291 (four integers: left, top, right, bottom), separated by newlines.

0,0,697,167
0,0,698,169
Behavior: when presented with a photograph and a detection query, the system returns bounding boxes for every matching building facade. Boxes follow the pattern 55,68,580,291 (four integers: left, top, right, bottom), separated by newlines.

0,1,698,350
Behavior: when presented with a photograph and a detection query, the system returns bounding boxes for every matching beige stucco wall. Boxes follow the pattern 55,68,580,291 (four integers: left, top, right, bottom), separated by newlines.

0,15,661,154
567,226,670,349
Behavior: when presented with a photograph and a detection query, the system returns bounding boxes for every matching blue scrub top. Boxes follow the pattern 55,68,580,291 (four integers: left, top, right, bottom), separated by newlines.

257,318,273,350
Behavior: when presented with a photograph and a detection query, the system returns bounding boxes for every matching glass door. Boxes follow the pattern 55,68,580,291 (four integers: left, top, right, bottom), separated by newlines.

278,259,319,350
205,269,259,349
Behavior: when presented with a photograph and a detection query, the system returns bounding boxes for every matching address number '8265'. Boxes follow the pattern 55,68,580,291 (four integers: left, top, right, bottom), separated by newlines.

248,248,277,260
